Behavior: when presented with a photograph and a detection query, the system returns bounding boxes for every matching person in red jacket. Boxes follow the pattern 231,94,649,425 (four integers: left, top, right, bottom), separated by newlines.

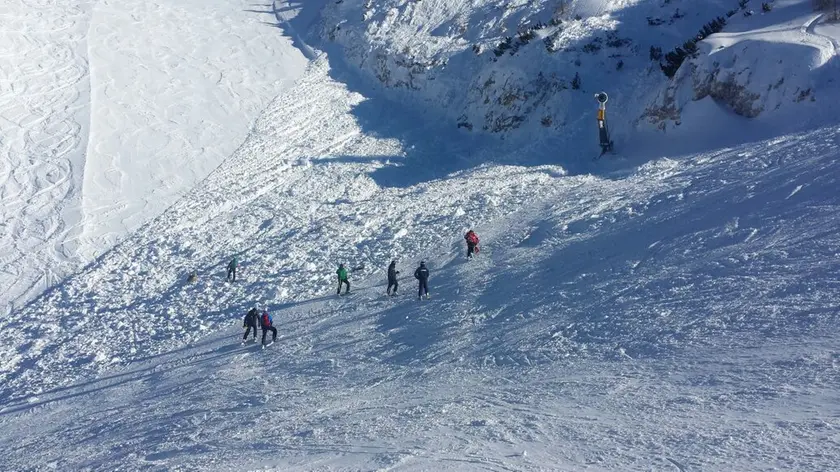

464,230,479,259
260,310,277,347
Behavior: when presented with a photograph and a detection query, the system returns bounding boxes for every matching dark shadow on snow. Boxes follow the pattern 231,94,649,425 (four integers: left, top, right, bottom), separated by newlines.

0,337,242,413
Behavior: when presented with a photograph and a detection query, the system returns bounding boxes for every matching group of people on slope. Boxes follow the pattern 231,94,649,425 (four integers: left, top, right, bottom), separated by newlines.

242,305,277,346
235,230,480,342
340,229,479,300
380,259,431,299
340,259,430,300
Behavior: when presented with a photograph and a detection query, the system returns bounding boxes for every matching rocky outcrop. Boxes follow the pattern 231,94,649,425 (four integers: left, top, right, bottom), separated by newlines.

692,61,763,118
641,38,826,130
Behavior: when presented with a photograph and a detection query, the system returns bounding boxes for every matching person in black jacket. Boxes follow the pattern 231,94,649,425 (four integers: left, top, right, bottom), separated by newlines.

227,256,239,282
242,306,260,343
387,260,400,296
414,261,430,300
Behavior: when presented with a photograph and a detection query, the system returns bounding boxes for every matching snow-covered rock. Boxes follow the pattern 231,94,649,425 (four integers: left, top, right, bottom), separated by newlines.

319,0,650,137
642,5,840,130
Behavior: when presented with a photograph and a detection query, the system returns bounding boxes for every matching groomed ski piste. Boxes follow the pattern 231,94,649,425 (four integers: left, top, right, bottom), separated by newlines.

1,0,840,470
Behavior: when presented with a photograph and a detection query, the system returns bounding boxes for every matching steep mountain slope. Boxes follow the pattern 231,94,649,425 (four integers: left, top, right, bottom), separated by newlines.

322,0,671,140
2,53,839,469
79,0,311,259
0,58,567,403
2,0,840,470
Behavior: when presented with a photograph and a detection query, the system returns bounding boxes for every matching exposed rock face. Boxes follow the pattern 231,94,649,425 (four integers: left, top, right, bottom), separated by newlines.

640,79,683,130
469,70,568,133
692,61,763,118
319,0,642,138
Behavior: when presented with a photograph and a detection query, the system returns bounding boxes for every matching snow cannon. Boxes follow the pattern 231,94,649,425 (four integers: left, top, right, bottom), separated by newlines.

594,92,614,157
595,92,608,104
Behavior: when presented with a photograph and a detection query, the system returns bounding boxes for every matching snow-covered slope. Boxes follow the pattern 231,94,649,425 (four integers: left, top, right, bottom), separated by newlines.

3,311,838,470
0,58,566,401
0,0,312,316
80,0,311,258
2,0,840,470
2,52,840,468
0,0,93,315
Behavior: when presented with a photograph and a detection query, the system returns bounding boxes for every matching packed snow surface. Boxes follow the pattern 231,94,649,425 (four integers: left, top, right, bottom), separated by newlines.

0,0,310,315
1,0,840,470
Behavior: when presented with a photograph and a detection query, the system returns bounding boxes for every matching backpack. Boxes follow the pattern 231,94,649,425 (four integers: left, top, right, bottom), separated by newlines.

261,313,272,328
466,232,479,245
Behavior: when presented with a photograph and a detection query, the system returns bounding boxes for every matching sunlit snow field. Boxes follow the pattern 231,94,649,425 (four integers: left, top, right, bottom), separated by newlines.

1,0,839,470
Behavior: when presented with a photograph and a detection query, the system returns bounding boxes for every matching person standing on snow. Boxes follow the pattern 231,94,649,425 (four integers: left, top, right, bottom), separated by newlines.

414,261,430,300
227,256,239,282
242,305,260,343
260,309,277,346
336,263,350,295
464,230,480,259
387,260,400,296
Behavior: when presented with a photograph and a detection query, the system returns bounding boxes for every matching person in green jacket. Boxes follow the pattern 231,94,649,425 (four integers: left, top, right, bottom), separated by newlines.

336,263,350,295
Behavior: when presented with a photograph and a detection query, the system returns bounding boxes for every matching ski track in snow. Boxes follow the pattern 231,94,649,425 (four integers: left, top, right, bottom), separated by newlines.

0,0,310,317
0,0,92,316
